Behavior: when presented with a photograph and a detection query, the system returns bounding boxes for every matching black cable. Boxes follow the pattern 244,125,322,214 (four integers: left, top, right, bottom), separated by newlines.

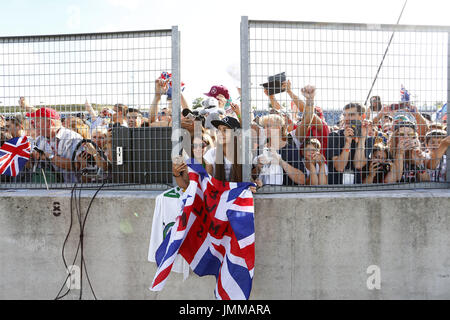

364,0,408,106
80,181,106,300
55,183,82,300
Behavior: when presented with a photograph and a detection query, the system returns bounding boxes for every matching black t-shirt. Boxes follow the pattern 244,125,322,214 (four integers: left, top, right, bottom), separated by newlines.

278,136,306,186
326,129,374,185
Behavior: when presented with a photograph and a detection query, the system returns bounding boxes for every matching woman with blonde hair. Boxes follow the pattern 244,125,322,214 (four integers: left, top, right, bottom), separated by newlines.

252,113,306,185
66,116,91,140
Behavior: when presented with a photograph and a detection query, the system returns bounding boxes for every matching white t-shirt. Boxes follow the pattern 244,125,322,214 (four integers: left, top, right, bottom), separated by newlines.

203,147,232,180
90,117,109,130
148,187,189,278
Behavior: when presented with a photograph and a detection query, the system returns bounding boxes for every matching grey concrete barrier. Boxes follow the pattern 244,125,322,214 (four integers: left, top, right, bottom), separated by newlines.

0,189,449,299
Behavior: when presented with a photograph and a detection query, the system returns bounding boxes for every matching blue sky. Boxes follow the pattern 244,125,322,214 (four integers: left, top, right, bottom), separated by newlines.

1,0,449,106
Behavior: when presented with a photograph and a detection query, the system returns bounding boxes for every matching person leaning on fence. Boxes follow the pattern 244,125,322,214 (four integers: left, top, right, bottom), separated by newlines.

302,138,328,185
326,103,375,185
111,103,128,127
252,114,307,186
204,116,242,182
0,115,13,147
126,108,143,128
29,107,83,183
361,143,393,184
384,117,429,183
5,114,25,139
65,116,91,140
424,129,450,182
172,132,214,190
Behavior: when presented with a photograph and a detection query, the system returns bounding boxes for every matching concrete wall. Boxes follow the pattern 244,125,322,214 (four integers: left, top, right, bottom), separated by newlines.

0,188,450,300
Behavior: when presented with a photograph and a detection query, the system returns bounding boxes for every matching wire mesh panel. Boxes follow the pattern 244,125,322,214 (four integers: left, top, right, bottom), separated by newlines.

0,29,178,190
241,18,450,193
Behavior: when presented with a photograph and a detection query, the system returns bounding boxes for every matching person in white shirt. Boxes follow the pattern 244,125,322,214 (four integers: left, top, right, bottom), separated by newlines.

29,107,83,183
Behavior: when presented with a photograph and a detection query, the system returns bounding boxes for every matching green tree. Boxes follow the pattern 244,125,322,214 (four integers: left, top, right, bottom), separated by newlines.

192,97,204,109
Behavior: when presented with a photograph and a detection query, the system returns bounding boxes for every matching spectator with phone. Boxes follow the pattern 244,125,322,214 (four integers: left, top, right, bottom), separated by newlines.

384,117,429,183
424,129,449,182
362,143,392,184
327,103,375,185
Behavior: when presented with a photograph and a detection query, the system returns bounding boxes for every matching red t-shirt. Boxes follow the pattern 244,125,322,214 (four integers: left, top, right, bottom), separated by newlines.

293,118,329,158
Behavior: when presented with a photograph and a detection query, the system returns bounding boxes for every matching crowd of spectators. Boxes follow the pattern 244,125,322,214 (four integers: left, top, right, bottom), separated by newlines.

1,74,449,189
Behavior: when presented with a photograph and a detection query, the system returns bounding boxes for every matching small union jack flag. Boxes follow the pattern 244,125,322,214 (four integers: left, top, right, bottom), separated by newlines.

0,136,31,177
160,72,185,99
400,85,410,102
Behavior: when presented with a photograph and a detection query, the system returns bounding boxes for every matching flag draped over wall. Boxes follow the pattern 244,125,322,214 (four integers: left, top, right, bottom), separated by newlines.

150,161,255,300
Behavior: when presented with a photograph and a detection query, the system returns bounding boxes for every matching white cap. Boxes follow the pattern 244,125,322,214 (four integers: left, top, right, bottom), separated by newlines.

201,97,218,109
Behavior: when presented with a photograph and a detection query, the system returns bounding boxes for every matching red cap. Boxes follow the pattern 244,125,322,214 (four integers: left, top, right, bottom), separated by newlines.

26,107,60,120
204,85,230,100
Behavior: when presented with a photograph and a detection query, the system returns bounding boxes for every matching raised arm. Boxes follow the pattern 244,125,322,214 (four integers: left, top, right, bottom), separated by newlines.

85,99,97,122
149,78,166,123
19,97,37,113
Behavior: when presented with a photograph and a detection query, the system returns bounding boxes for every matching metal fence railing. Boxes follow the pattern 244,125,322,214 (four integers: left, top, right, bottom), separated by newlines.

240,16,450,193
2,19,450,193
0,28,180,190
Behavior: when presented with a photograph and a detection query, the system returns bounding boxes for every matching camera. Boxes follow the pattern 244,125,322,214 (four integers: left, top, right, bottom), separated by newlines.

348,120,362,137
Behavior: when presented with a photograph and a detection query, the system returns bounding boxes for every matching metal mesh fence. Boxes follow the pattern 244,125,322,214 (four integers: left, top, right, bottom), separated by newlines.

241,17,450,193
0,29,178,190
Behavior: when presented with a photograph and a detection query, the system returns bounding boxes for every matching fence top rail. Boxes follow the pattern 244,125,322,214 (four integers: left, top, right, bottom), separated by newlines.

248,18,450,33
0,28,173,42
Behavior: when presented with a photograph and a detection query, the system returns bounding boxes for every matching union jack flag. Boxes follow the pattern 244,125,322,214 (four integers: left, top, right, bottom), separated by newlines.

160,72,185,99
400,85,410,102
0,136,31,177
150,160,255,300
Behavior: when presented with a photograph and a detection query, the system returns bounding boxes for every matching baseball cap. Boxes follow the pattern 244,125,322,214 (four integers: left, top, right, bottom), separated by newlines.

26,107,60,120
201,97,219,109
204,85,230,100
211,116,241,130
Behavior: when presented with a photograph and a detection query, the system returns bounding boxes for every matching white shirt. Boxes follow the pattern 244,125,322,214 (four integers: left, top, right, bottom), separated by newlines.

203,147,232,180
148,187,189,279
35,127,83,183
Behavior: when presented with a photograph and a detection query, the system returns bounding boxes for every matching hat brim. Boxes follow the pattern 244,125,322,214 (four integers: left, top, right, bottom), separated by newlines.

211,119,232,129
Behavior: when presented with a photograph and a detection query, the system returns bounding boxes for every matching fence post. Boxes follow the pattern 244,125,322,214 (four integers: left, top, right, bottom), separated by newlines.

240,16,252,182
171,26,181,186
447,31,450,184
